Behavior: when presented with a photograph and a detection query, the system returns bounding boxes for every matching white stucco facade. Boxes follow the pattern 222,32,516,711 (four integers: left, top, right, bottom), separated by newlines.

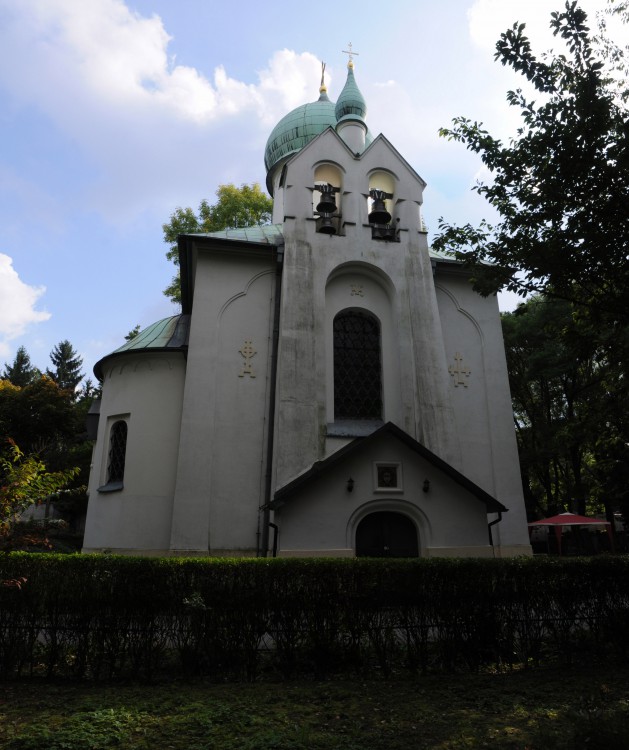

83,64,532,559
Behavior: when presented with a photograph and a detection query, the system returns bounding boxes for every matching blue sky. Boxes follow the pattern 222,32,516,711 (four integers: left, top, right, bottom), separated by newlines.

0,0,618,380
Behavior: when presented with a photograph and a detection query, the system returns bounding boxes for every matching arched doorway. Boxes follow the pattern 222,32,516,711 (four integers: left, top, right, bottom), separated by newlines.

355,511,419,557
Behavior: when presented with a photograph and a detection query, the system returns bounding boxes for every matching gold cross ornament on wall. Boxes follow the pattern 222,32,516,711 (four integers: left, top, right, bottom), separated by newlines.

238,340,257,378
449,352,471,387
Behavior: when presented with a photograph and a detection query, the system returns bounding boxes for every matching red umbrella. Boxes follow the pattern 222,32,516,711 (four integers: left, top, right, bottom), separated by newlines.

528,512,614,554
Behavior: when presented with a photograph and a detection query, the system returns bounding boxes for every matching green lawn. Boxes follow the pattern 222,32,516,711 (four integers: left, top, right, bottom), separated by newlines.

2,666,629,749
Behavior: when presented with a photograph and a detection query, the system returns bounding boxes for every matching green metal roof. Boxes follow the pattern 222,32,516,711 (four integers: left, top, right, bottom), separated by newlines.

193,223,284,245
264,65,371,178
428,246,458,262
335,65,367,121
189,223,456,264
264,92,337,174
188,224,459,266
93,314,189,381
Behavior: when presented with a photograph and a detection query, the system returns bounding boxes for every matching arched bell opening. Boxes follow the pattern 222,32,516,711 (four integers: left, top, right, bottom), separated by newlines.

355,511,419,558
313,164,342,235
367,171,398,241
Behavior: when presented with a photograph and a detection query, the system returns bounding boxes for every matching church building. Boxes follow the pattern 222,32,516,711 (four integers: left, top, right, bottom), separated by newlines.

83,57,532,558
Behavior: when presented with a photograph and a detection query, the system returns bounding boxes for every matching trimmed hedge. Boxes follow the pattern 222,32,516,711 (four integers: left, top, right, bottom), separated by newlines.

1,554,628,681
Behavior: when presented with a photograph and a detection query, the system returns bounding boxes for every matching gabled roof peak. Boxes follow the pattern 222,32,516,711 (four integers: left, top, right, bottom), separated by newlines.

272,422,507,513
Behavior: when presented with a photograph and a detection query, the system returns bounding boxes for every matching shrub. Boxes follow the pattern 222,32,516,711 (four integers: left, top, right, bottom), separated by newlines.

0,554,627,681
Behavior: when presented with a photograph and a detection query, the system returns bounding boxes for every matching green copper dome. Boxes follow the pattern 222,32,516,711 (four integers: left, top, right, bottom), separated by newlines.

93,315,190,381
264,63,370,183
264,91,337,174
334,64,367,121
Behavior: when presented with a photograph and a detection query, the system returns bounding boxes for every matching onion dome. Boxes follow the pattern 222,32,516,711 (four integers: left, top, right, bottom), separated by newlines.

334,61,367,122
264,89,337,175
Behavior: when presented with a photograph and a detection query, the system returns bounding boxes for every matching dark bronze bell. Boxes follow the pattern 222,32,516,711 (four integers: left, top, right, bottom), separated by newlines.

368,189,392,225
316,183,337,214
317,213,337,235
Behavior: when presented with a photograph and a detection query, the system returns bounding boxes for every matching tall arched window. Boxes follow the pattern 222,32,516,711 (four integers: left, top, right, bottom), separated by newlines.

106,420,127,486
333,310,382,421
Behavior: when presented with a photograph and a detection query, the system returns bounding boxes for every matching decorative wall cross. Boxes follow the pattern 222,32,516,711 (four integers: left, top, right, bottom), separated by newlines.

238,340,257,378
449,352,471,387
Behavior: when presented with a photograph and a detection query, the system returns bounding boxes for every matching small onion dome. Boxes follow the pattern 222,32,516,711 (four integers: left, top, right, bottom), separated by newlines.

264,90,337,175
334,63,367,122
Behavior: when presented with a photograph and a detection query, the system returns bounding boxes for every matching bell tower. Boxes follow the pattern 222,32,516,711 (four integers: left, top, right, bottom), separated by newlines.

264,57,463,490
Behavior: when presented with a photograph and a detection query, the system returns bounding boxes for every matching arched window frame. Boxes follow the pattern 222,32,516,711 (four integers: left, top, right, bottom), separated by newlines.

98,418,128,493
333,308,383,424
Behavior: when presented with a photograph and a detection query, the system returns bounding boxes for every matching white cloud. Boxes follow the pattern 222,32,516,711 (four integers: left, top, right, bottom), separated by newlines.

0,254,50,358
0,1,325,222
256,50,323,124
0,0,217,120
0,1,321,127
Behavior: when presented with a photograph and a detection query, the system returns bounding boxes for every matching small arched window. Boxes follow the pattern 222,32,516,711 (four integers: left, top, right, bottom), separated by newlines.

333,310,382,421
104,420,127,490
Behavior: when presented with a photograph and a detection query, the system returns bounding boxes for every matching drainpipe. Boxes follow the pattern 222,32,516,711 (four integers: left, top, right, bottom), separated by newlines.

488,512,503,552
259,243,284,557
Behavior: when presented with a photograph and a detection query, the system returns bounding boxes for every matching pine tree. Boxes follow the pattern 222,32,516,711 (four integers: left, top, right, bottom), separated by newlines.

46,340,84,396
2,346,39,387
124,325,141,341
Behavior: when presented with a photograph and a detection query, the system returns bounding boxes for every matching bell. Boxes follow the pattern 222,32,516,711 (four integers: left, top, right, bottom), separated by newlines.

317,213,337,235
316,183,337,215
368,189,392,225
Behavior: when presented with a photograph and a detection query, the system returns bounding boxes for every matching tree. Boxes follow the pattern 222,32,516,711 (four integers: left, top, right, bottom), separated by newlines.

433,2,629,322
0,376,92,543
2,346,39,387
0,440,78,546
502,297,597,517
125,325,141,341
46,340,84,396
502,295,629,523
0,376,80,462
163,183,273,304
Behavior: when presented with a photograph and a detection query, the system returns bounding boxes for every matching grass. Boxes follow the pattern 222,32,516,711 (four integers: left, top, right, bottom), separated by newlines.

1,665,629,749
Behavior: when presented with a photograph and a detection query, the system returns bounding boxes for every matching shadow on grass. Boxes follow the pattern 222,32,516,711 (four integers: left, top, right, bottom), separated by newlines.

2,665,629,749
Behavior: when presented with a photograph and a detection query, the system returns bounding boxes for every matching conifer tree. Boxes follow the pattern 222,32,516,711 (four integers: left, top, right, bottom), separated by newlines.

46,340,84,396
124,325,141,341
2,346,39,387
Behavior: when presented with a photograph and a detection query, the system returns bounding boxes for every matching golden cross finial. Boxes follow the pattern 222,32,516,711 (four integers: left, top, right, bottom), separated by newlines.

342,42,359,68
320,61,327,92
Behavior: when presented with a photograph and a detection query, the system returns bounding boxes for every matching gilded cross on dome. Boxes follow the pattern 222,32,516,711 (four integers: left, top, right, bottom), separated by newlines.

342,43,360,68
